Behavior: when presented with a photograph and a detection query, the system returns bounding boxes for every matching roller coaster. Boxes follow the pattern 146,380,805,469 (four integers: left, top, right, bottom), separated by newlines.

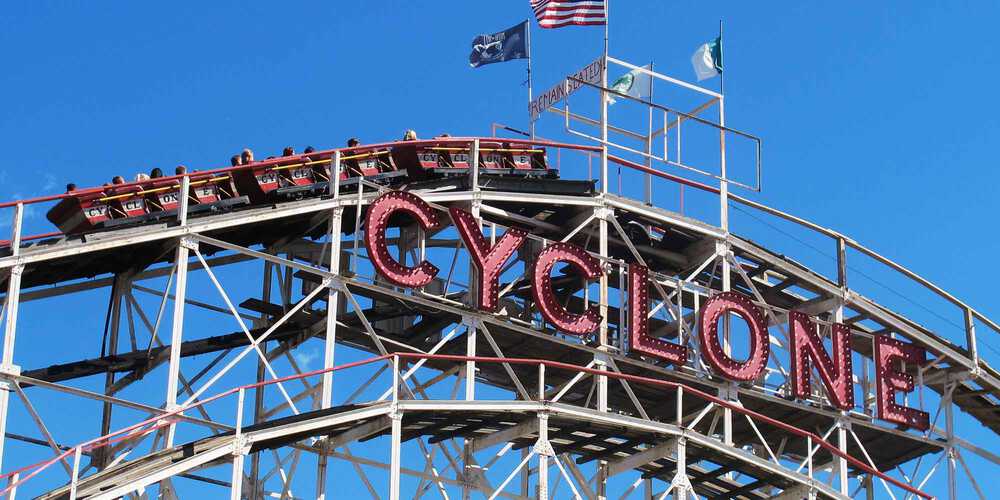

0,58,994,500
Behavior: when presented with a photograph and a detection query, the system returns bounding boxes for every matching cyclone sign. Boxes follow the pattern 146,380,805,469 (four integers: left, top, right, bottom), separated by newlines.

363,191,932,431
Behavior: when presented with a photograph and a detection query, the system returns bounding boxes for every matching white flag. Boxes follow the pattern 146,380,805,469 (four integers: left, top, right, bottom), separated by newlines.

608,64,652,105
691,37,722,81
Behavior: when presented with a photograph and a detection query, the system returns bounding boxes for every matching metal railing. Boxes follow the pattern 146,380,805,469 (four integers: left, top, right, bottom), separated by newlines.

0,352,933,499
0,134,994,383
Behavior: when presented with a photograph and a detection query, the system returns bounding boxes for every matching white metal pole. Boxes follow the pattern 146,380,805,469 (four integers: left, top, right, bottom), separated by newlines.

538,412,549,500
321,152,343,411
837,420,849,495
644,62,654,207
389,411,403,500
0,264,24,475
465,321,476,401
597,8,612,500
178,175,190,226
165,240,190,447
717,22,734,469
945,383,957,500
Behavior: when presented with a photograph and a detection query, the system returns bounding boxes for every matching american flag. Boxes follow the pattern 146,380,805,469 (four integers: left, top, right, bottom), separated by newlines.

531,0,607,29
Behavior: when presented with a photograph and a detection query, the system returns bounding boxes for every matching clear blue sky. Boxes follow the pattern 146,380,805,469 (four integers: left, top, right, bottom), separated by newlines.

1,1,998,497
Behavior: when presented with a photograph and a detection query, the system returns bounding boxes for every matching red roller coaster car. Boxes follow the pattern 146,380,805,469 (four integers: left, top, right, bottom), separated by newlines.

46,138,552,235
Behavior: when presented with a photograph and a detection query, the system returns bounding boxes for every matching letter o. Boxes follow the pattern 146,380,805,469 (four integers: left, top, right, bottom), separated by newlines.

698,291,770,382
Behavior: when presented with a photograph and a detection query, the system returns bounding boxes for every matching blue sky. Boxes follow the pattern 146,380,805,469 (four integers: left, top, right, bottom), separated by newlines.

1,1,999,497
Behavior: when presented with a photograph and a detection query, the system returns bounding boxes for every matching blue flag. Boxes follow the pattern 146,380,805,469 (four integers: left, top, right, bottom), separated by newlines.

469,21,529,68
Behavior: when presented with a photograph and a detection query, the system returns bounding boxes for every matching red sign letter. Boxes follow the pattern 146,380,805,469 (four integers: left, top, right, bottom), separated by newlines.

532,243,603,335
629,264,687,365
875,335,929,430
364,191,441,288
789,311,854,410
698,292,769,382
450,207,527,312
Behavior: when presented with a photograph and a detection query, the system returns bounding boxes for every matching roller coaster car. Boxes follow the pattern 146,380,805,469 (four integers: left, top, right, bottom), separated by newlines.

339,147,407,189
46,173,248,235
232,156,320,203
390,141,556,181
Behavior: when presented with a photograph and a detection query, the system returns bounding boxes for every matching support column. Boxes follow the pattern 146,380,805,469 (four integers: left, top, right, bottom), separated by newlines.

318,206,343,500
595,461,609,500
321,207,343,409
836,419,849,496
0,264,24,475
231,451,246,500
389,410,403,500
596,205,610,417
98,273,128,469
165,238,192,448
249,260,273,500
463,318,477,500
536,412,551,500
833,294,850,496
597,207,611,500
716,240,734,478
465,319,476,401
671,437,692,500
520,448,530,497
315,455,328,500
945,380,957,500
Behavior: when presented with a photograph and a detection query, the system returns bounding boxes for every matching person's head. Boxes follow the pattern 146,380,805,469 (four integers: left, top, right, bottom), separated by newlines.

402,130,417,141
150,168,163,178
282,146,294,157
347,138,360,147
175,165,187,175
303,146,316,154
241,148,254,164
112,176,125,184
66,183,77,192
230,154,241,166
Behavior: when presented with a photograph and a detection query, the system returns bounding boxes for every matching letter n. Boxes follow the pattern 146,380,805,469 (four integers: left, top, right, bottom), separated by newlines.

789,311,854,410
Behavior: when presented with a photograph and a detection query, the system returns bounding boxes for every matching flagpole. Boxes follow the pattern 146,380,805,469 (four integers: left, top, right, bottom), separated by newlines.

719,19,724,96
600,0,609,194
597,0,611,416
527,20,535,140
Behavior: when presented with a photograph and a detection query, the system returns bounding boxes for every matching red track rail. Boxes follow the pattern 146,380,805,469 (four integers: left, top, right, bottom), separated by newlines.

0,353,933,499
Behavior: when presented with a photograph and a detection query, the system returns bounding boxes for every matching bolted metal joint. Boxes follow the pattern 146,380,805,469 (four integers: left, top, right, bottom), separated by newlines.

178,236,199,251
231,435,251,457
